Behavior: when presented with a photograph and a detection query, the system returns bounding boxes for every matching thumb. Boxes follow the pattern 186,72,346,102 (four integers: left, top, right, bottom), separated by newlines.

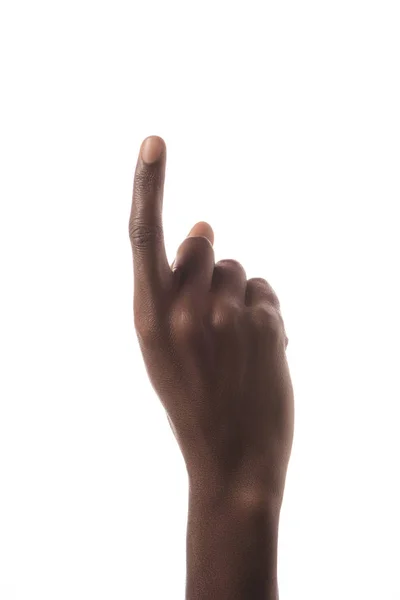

187,221,214,245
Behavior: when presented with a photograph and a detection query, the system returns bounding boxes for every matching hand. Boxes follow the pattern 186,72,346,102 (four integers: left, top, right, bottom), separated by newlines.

129,135,294,512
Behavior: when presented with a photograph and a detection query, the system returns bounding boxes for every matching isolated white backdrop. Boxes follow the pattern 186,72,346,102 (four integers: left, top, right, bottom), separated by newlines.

0,1,399,598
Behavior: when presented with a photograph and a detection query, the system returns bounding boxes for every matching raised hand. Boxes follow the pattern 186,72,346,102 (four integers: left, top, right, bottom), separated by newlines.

129,135,294,600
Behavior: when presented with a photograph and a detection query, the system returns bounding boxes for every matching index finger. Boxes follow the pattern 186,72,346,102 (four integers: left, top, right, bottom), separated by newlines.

129,136,171,297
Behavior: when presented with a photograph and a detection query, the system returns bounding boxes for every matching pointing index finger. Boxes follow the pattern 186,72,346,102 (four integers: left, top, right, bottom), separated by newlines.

129,136,170,296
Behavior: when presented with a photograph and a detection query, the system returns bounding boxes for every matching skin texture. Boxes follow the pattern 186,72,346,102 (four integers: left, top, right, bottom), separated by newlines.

129,135,294,600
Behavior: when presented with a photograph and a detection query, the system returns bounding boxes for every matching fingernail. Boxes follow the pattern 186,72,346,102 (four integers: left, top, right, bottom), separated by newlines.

140,136,165,164
187,221,214,246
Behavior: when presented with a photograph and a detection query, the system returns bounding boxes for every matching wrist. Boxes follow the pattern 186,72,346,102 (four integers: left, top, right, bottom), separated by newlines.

188,463,284,521
186,477,280,600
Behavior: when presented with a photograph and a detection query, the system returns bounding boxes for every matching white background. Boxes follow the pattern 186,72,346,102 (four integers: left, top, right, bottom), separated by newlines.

0,1,399,598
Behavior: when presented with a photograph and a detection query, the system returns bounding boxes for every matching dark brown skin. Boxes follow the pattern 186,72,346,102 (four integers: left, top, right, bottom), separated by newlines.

129,135,294,600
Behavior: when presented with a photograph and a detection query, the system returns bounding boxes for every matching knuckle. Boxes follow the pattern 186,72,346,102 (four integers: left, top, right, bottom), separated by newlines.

248,277,268,286
211,300,241,332
129,219,163,249
268,291,280,309
216,258,245,272
247,278,280,307
170,306,200,341
249,304,284,338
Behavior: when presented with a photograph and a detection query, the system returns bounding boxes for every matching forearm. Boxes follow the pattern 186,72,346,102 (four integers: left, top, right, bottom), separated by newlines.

185,480,280,600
